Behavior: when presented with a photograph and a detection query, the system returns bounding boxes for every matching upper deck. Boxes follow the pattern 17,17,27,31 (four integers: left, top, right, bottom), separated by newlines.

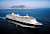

6,12,34,19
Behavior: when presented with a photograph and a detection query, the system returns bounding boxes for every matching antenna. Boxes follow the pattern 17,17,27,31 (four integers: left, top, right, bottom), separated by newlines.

26,14,28,16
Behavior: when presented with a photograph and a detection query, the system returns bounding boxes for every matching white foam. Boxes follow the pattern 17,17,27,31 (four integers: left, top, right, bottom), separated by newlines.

0,16,6,19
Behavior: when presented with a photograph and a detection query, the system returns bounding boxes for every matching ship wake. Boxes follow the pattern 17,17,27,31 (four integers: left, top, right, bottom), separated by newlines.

0,16,6,19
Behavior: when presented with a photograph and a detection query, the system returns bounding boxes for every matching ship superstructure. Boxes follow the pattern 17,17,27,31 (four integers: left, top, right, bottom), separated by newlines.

6,12,43,28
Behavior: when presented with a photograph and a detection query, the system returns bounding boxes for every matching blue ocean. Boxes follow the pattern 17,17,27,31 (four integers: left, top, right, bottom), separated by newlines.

0,8,50,34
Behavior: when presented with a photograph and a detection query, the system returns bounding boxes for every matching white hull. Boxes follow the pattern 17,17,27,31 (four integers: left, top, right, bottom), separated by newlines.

8,20,37,28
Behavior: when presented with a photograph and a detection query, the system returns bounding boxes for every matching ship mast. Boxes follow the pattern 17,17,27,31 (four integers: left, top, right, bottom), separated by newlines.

26,14,28,16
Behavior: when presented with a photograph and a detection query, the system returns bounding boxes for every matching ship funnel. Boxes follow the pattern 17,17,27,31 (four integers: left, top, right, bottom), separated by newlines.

12,12,15,15
17,14,20,16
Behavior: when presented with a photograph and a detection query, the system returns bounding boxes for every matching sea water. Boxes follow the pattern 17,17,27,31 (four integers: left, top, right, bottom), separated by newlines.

0,8,50,34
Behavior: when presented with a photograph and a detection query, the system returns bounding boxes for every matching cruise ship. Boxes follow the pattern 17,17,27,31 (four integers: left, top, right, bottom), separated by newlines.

6,12,43,28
